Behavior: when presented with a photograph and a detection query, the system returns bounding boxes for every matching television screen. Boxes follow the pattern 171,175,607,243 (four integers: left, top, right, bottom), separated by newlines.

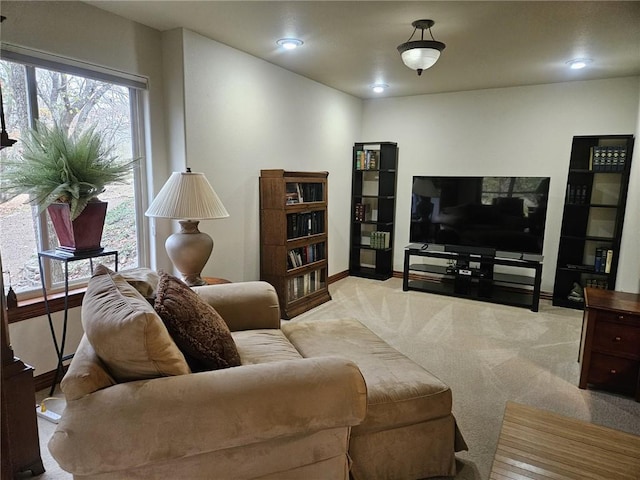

410,176,550,255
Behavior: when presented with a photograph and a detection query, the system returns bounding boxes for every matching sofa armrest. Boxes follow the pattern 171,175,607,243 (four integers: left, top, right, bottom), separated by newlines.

49,357,367,476
192,281,280,331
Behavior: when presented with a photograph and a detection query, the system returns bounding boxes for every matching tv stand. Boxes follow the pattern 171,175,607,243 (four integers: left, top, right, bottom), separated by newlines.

403,244,543,311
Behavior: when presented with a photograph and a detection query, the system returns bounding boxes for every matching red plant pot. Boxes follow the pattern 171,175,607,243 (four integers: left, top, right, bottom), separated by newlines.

47,201,108,254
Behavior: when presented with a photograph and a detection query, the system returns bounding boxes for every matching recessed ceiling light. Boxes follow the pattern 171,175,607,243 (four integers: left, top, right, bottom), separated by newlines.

276,38,303,50
371,84,388,93
566,58,592,70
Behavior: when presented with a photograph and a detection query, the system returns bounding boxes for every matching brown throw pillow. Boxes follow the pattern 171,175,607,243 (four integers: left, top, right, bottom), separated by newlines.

154,272,241,372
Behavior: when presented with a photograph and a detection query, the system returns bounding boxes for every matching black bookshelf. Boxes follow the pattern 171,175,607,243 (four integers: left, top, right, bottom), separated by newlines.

349,142,398,280
552,135,634,309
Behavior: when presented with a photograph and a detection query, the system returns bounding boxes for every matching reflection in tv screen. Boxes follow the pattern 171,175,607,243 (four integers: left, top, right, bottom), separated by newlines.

410,176,550,255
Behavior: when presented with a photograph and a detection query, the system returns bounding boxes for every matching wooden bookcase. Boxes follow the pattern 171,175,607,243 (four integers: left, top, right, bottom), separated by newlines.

259,170,331,319
349,142,398,280
552,135,634,309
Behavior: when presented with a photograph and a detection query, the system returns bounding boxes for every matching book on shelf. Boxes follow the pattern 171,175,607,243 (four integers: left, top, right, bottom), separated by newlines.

567,184,589,204
619,146,627,171
370,231,390,249
594,247,603,272
577,185,585,204
590,146,601,171
593,247,613,273
287,211,325,239
604,249,613,274
285,182,323,204
355,146,381,170
355,150,365,170
287,270,324,301
611,147,619,172
586,278,608,289
287,243,325,270
366,150,379,170
604,146,613,171
354,203,367,222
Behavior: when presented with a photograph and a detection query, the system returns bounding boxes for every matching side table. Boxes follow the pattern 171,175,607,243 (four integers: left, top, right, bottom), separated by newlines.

38,249,118,395
579,287,640,401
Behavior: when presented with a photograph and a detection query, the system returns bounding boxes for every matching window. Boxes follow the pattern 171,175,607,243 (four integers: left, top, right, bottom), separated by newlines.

0,55,147,298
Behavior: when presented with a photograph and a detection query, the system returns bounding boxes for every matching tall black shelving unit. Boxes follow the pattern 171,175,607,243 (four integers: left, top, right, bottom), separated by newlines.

552,134,634,309
349,142,398,280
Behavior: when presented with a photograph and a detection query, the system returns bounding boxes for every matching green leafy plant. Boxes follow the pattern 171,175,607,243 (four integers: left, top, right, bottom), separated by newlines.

1,122,137,220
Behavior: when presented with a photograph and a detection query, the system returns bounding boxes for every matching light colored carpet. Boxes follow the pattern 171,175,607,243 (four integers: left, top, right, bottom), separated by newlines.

33,276,640,479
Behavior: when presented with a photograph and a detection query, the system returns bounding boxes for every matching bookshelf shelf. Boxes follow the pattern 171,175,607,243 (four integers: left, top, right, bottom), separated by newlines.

552,135,635,308
260,169,331,319
349,142,398,280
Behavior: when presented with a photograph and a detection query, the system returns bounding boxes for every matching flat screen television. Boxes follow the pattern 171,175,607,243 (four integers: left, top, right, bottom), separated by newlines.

410,176,550,255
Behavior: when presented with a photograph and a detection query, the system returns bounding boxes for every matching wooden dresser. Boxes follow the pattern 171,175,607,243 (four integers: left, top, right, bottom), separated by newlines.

579,288,640,401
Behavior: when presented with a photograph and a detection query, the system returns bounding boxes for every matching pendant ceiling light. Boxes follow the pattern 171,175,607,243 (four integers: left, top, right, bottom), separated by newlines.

397,19,446,76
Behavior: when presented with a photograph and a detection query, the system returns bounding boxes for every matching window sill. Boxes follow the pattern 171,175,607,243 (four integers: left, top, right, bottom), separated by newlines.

7,288,87,324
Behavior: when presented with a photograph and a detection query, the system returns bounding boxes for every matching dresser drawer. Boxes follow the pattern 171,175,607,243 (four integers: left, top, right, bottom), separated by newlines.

592,320,640,359
587,352,639,394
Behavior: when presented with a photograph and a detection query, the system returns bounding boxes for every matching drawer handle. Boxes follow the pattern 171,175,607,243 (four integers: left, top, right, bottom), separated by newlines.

610,369,617,374
613,336,622,342
618,315,624,320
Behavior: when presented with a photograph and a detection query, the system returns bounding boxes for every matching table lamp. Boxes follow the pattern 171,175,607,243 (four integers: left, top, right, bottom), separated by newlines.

145,168,229,286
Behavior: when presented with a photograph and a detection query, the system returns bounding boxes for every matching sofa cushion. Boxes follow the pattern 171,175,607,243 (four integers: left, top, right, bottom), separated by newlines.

282,318,452,435
154,272,241,372
232,329,303,365
82,265,190,383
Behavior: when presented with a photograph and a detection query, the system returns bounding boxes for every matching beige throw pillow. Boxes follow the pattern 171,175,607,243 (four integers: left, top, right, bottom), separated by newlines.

154,272,241,372
82,264,191,383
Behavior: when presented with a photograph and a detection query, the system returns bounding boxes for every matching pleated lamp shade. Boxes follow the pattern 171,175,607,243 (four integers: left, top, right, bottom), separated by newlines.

145,170,229,220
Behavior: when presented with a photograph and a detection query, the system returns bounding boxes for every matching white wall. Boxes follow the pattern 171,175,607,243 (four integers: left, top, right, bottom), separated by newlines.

166,29,363,281
618,79,640,293
361,78,640,293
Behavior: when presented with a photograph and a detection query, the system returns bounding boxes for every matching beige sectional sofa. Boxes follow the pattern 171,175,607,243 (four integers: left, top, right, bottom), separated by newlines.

49,270,465,479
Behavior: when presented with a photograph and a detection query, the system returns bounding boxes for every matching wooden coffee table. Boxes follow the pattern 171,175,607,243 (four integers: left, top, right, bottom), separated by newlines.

490,402,640,479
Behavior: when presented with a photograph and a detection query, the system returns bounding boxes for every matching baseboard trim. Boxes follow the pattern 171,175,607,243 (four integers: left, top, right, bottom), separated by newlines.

34,366,68,393
328,270,349,284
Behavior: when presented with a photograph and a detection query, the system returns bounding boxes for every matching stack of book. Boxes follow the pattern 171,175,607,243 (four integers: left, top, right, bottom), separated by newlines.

286,212,325,239
594,247,613,273
287,243,325,269
585,278,609,289
285,182,324,204
590,146,628,172
287,271,323,301
370,231,390,249
355,149,380,170
354,203,367,222
566,184,589,204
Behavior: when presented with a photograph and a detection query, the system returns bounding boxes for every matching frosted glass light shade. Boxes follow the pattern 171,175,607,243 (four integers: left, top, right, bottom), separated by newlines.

400,45,442,71
145,171,229,220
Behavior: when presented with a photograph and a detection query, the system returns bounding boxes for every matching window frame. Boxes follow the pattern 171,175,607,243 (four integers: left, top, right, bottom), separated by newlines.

1,47,150,305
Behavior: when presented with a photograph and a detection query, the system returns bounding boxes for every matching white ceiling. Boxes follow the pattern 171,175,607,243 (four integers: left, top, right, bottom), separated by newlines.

86,1,640,99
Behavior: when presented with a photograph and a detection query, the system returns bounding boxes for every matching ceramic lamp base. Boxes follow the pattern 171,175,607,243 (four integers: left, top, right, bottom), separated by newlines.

165,220,213,286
